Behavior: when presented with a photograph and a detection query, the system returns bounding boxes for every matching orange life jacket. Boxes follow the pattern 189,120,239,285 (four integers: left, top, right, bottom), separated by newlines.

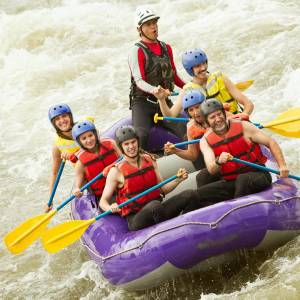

113,154,161,217
205,120,267,181
75,139,119,196
187,119,206,140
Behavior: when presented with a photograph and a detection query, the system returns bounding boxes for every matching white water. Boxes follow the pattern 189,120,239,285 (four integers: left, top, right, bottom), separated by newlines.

0,0,299,299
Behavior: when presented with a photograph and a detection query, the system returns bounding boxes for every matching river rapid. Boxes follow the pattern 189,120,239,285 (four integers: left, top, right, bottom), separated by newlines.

0,0,300,299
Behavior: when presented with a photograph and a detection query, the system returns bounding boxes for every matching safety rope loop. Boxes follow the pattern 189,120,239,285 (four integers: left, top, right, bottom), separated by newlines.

209,222,218,229
71,196,300,263
274,198,281,205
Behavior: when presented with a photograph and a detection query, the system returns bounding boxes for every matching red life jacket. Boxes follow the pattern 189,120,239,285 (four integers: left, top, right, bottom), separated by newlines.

205,120,267,181
115,154,161,217
76,139,119,196
187,119,206,140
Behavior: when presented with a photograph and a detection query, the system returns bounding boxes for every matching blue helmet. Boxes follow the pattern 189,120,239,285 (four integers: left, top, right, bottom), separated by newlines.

182,90,206,113
48,103,72,122
72,120,96,142
182,49,208,76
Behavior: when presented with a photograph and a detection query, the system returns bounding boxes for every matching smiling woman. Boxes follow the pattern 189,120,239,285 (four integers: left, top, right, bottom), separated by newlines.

71,120,120,200
46,103,78,212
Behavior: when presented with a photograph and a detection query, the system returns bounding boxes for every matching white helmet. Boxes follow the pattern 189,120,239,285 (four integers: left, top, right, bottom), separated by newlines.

135,7,160,28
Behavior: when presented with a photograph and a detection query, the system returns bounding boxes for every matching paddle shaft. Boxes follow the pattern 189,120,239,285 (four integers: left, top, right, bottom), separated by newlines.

174,139,201,148
95,175,178,221
56,156,123,211
232,157,300,181
159,116,189,123
56,173,104,211
157,116,264,127
169,113,296,148
47,161,65,207
161,114,300,131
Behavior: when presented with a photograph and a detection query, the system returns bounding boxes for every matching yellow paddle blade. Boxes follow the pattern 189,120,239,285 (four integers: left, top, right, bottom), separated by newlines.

42,218,95,254
235,79,254,91
4,210,56,254
268,127,299,138
263,108,300,138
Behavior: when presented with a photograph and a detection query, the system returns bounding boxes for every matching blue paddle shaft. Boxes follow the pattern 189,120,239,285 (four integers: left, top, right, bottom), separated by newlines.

252,122,264,129
232,157,300,181
163,116,189,123
171,121,263,148
95,175,178,220
47,161,65,207
56,173,104,211
173,139,201,148
56,156,123,211
159,116,263,129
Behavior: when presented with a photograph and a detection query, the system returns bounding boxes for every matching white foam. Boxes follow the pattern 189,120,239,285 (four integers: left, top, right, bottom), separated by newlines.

1,0,300,298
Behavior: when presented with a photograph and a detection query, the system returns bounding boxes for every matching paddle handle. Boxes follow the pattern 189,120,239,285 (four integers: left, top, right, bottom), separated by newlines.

47,161,65,207
95,175,178,220
171,91,179,96
232,157,300,181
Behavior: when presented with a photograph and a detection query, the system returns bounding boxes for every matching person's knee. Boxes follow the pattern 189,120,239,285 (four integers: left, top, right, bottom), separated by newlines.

184,189,205,211
128,200,162,230
235,172,272,197
252,172,272,190
152,203,167,224
128,221,143,231
146,200,161,210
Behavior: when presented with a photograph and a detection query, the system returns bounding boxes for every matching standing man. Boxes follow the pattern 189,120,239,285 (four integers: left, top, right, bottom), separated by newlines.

128,7,186,150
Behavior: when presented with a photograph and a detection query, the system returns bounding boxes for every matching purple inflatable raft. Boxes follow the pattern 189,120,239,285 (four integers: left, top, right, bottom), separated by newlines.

71,117,300,290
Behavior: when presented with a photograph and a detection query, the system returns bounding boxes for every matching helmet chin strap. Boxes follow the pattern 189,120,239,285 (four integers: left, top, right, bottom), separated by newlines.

140,28,157,42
